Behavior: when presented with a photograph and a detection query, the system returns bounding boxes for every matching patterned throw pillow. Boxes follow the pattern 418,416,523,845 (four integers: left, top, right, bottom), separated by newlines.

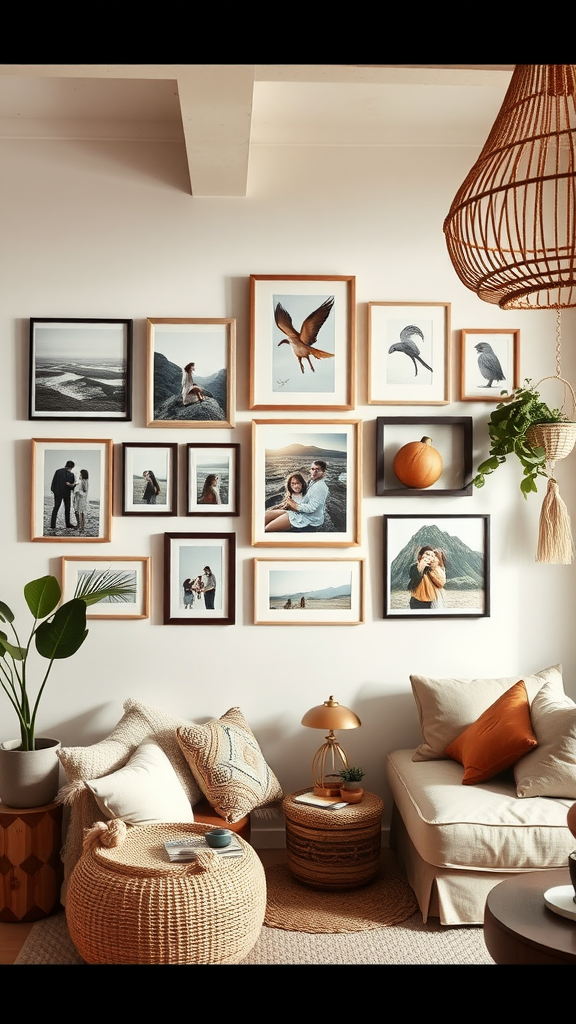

176,707,283,823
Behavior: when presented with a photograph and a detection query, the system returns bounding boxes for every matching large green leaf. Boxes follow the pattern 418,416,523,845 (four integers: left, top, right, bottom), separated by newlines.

0,601,14,624
34,599,88,660
24,576,61,620
0,638,26,660
74,568,137,606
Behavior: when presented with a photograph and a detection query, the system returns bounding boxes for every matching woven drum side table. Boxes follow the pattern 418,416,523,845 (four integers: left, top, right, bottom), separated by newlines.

283,790,384,891
66,821,266,964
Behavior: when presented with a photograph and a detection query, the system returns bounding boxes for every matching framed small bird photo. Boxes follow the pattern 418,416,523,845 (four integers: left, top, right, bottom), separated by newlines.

368,302,450,405
460,328,520,401
249,275,356,411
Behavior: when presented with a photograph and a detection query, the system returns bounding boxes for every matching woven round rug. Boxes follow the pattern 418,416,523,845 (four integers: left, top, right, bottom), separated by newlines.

264,861,418,933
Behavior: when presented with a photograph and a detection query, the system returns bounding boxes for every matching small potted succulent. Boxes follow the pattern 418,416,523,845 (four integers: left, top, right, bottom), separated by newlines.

338,766,365,804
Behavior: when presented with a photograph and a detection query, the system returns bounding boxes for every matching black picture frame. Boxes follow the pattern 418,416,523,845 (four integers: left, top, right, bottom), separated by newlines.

29,318,133,421
163,532,236,626
376,417,473,496
383,514,490,619
121,442,178,516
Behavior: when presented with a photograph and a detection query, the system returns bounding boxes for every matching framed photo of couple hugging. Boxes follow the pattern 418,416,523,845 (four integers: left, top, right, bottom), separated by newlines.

251,420,361,547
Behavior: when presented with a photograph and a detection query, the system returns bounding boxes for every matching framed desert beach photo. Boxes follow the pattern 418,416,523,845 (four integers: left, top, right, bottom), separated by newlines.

252,419,361,547
147,318,235,428
383,514,490,619
163,532,236,625
186,443,240,516
254,558,364,626
31,438,113,542
460,328,520,401
122,442,177,516
61,556,150,619
368,302,450,405
249,275,356,410
29,318,132,421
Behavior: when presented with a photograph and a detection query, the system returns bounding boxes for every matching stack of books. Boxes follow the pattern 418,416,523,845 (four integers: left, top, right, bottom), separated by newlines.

293,792,349,810
164,835,243,862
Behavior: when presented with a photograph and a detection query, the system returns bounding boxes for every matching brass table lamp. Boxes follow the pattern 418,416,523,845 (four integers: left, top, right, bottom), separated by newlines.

301,695,361,797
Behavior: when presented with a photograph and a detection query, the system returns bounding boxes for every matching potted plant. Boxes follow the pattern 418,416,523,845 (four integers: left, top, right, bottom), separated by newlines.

0,570,136,807
473,379,575,498
338,766,365,804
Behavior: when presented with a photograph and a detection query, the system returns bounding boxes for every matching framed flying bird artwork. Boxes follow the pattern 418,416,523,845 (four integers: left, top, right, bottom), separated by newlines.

459,328,520,401
249,275,356,410
368,302,450,405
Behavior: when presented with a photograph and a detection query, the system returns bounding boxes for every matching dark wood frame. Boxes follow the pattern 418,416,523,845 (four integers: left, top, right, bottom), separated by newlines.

163,532,236,626
376,416,473,496
121,442,178,517
186,443,240,517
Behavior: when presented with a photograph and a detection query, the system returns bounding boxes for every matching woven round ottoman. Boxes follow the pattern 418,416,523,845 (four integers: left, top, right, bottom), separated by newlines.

283,790,384,891
66,820,266,964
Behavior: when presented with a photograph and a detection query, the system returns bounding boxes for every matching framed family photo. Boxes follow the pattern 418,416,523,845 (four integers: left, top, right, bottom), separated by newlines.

383,514,490,619
460,328,520,401
29,318,132,421
249,275,356,410
252,419,361,547
163,532,236,626
31,438,113,542
254,558,364,626
147,318,235,428
61,556,150,619
122,442,177,516
375,417,473,497
368,302,450,405
186,443,240,516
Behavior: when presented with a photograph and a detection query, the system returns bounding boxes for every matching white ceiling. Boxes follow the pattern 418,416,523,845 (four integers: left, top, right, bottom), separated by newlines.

0,65,514,196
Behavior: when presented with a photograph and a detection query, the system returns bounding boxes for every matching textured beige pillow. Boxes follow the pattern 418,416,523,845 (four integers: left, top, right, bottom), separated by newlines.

176,707,283,823
86,739,195,825
515,682,576,798
410,665,563,761
58,698,203,806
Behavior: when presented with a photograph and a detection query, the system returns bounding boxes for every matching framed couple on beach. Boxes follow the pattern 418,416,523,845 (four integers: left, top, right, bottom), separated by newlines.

31,438,113,542
252,420,361,548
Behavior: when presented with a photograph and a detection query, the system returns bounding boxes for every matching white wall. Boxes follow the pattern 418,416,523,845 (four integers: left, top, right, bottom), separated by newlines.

1,134,575,841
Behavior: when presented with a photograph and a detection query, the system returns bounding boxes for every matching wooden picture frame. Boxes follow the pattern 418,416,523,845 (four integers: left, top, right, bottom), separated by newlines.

186,443,240,516
29,318,132,421
460,328,520,401
147,318,235,428
249,275,356,411
121,442,178,516
254,558,364,625
252,419,361,547
31,438,113,542
376,417,473,496
163,532,236,625
383,514,490,619
368,302,450,405
61,556,150,619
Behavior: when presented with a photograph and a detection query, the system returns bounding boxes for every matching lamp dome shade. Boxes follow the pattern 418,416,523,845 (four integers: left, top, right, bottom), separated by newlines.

301,695,361,731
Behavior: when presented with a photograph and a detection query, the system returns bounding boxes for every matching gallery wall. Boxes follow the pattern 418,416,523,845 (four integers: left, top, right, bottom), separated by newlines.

2,131,575,844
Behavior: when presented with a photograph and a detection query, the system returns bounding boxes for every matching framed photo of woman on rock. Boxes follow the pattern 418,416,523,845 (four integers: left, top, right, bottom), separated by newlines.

383,514,490,618
164,532,236,625
147,318,235,428
252,419,361,547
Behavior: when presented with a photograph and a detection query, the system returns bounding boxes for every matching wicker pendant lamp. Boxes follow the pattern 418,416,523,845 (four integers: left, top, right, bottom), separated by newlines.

443,65,576,310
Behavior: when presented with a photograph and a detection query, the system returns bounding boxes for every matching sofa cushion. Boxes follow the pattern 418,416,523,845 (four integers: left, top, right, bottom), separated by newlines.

386,748,574,872
410,664,563,761
86,738,195,826
444,681,537,784
515,682,576,798
176,707,283,823
57,698,203,806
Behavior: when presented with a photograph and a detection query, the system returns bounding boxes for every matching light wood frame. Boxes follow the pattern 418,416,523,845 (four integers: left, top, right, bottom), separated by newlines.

31,438,113,542
61,556,151,619
186,443,240,516
368,301,450,405
460,328,520,401
254,558,364,625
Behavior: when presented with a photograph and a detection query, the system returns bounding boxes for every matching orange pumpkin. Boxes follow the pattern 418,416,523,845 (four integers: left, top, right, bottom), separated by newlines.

393,436,443,488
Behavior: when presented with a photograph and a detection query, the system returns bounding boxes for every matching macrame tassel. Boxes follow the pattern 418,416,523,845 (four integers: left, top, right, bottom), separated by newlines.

536,477,575,564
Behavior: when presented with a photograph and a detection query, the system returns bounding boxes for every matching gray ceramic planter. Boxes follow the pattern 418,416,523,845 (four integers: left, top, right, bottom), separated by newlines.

0,738,61,808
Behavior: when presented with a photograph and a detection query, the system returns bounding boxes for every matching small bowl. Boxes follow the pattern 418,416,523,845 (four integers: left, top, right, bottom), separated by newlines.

206,828,233,848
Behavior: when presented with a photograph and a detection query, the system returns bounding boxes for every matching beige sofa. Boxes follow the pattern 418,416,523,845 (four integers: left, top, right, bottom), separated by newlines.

386,665,576,925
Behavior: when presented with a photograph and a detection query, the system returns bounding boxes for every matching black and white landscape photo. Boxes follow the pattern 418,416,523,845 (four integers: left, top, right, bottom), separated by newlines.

29,319,132,420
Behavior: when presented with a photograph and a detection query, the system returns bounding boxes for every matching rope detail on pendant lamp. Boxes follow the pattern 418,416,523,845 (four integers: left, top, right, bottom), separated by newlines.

443,65,576,310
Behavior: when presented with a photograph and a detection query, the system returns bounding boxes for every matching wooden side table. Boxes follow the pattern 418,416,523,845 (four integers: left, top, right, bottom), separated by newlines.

0,801,63,922
484,868,576,964
283,789,384,891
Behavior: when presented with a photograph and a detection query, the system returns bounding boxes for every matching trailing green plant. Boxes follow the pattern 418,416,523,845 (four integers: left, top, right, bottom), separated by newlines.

473,380,568,499
338,766,365,783
0,570,136,751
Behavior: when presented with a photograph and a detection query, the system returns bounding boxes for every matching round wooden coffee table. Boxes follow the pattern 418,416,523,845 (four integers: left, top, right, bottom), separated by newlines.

484,868,576,964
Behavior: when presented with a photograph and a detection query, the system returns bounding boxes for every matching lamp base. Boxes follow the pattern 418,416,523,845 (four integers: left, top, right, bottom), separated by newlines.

313,780,342,798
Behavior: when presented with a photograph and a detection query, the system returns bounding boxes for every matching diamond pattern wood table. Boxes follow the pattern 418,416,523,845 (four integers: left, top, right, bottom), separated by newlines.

0,802,63,922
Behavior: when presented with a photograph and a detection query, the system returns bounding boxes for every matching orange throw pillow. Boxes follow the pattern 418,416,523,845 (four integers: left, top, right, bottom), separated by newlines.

445,680,538,785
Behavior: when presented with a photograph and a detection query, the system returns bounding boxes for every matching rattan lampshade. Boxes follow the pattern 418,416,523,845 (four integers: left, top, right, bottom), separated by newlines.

444,65,576,310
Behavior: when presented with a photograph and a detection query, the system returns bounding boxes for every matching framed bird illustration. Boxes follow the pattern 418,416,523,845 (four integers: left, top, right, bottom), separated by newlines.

249,275,356,410
368,302,450,405
459,328,520,401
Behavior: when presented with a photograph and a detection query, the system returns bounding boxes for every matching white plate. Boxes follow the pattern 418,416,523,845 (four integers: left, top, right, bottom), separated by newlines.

544,885,576,922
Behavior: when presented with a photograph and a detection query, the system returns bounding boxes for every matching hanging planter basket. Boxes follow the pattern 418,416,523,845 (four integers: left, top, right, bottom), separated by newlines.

526,377,576,461
526,376,576,564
